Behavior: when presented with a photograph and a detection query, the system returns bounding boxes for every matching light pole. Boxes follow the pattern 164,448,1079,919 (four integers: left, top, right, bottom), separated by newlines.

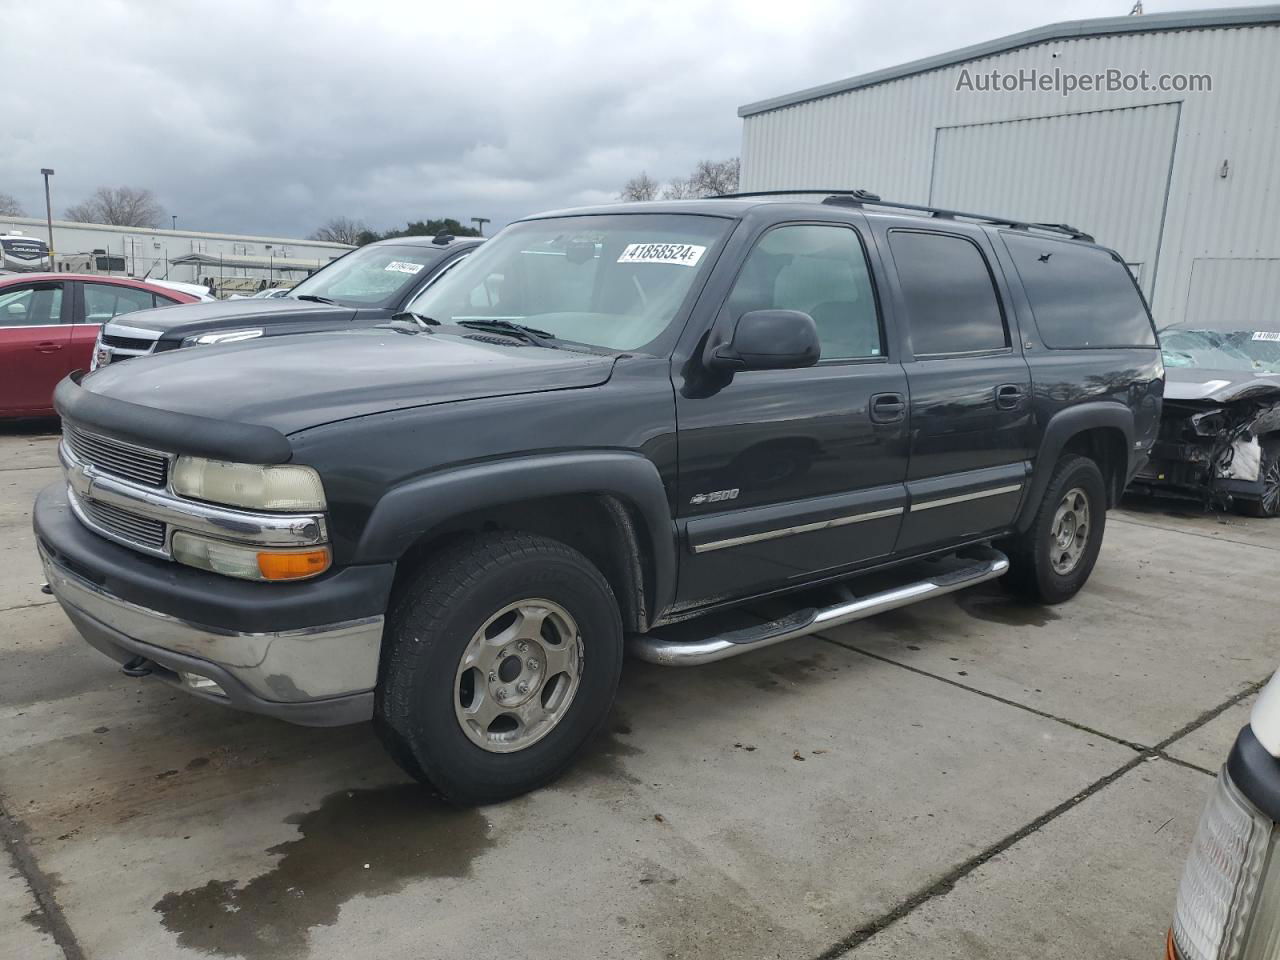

470,217,490,236
40,168,55,271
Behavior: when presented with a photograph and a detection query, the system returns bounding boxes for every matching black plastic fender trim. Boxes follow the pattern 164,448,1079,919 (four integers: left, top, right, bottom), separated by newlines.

1017,401,1135,532
55,373,293,464
356,452,678,625
1228,724,1280,823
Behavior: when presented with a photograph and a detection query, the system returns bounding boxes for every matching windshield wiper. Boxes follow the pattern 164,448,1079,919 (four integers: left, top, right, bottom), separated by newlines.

295,294,338,305
391,311,439,327
455,318,558,346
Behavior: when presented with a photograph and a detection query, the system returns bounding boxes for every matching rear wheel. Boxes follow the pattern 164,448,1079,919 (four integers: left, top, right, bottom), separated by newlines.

375,531,623,805
1002,455,1107,604
1234,439,1280,518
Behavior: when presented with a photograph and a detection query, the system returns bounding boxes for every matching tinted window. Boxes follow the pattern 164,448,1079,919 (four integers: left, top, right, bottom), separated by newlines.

0,283,63,326
83,283,155,322
889,231,1008,356
153,293,179,307
1004,234,1157,348
728,224,882,360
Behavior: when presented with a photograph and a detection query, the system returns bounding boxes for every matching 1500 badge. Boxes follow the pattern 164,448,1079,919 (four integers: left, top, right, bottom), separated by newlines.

690,488,739,505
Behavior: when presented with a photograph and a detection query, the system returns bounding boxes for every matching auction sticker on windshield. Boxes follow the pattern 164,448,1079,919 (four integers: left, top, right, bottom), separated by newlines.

385,261,425,274
617,243,706,267
1252,331,1280,341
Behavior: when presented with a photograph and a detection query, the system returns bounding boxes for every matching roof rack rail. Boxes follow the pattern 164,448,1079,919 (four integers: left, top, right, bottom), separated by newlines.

710,189,1094,242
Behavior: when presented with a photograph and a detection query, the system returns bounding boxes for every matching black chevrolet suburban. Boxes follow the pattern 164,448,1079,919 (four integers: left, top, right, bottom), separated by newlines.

90,234,482,367
35,194,1164,804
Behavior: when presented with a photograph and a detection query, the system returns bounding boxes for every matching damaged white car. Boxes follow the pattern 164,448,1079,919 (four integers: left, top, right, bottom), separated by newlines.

1134,322,1280,517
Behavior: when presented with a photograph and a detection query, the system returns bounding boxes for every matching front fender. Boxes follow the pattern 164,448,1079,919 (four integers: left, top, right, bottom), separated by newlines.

355,452,678,617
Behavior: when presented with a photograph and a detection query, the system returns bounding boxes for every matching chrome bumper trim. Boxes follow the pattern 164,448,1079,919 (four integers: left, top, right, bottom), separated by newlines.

60,440,327,556
42,548,383,702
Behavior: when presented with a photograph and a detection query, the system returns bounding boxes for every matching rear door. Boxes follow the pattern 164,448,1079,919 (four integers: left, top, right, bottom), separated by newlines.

80,280,161,326
76,281,167,371
673,217,910,603
876,226,1034,552
0,280,72,415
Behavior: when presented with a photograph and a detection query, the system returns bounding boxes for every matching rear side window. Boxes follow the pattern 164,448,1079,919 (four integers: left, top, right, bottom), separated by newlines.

1003,234,1156,348
888,231,1008,356
83,283,155,322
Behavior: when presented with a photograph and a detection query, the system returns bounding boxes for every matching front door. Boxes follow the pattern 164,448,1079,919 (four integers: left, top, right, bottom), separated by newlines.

0,280,71,415
674,220,910,604
878,227,1034,552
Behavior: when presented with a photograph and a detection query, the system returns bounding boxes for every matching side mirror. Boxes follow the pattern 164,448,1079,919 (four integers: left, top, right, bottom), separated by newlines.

706,309,821,371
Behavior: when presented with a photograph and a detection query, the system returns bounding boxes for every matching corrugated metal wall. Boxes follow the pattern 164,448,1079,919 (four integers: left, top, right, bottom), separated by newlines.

929,104,1180,293
740,23,1280,327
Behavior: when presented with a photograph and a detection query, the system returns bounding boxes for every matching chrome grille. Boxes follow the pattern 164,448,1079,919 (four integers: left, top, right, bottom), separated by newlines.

79,497,167,551
65,427,168,488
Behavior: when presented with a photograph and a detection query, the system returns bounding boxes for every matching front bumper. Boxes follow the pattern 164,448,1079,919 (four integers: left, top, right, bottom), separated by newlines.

35,482,393,726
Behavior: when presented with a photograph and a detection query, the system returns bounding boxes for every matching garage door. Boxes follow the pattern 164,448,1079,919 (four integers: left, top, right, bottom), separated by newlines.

929,103,1180,299
1185,257,1280,330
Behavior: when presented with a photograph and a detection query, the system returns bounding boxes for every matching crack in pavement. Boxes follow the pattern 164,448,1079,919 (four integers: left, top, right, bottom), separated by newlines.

0,599,56,616
1110,514,1280,552
817,635,1150,753
0,792,85,960
801,647,1270,958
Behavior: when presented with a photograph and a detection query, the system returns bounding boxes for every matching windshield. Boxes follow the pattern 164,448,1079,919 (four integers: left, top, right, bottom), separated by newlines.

1161,328,1280,374
407,214,731,351
289,244,445,308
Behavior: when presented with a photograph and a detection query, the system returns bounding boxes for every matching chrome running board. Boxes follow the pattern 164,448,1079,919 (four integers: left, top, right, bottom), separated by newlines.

628,547,1009,667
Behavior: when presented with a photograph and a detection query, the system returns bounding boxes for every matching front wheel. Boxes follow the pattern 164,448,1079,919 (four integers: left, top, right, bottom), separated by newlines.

1234,439,1280,518
375,531,624,805
1001,455,1107,604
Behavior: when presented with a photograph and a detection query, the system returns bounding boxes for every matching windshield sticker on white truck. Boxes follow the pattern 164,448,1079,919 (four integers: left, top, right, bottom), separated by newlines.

617,243,706,267
384,261,425,275
1252,331,1280,341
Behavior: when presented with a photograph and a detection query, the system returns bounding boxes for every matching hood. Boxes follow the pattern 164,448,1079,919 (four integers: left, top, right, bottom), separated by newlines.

1164,366,1280,403
81,327,616,434
106,297,357,337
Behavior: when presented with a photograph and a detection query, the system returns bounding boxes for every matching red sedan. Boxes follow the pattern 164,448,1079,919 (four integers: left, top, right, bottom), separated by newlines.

0,273,199,418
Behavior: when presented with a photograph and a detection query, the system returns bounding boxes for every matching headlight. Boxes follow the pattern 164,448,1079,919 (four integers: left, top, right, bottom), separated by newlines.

1172,770,1277,960
172,531,330,582
181,328,264,347
171,457,325,511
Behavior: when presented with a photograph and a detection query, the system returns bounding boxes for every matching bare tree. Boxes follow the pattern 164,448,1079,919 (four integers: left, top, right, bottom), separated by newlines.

661,176,697,200
626,158,740,203
0,192,24,217
689,157,740,197
309,216,368,245
65,186,164,227
619,171,659,202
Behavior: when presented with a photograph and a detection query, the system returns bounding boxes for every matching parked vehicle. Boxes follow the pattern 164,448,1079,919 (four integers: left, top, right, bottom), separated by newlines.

90,234,482,367
1132,319,1280,516
35,193,1163,803
0,233,50,273
1167,667,1280,960
250,286,293,299
0,273,198,418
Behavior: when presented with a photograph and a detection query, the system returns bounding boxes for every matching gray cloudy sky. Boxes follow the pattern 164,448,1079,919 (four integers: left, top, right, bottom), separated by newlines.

1,0,1258,239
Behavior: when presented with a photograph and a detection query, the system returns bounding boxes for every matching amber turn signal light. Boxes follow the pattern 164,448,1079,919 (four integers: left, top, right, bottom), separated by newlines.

256,547,331,581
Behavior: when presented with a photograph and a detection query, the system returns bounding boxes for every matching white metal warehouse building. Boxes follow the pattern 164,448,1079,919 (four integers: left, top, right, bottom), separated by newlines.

0,215,352,295
738,5,1280,329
